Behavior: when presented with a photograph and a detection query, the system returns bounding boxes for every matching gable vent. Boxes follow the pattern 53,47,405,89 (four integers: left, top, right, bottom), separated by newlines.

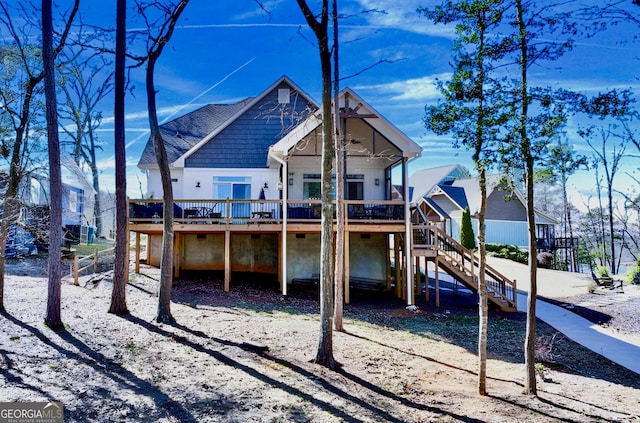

278,88,290,104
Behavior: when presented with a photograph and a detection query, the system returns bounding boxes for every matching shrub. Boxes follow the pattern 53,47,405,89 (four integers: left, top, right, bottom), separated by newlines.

595,265,609,278
485,243,528,265
626,255,640,285
460,207,476,250
537,252,554,268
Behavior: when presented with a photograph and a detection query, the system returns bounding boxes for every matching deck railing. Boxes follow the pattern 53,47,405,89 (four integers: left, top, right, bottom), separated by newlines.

128,198,405,225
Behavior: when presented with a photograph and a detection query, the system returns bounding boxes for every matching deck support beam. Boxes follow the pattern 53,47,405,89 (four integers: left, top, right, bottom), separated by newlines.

224,230,231,291
344,230,350,304
403,157,413,306
135,232,141,274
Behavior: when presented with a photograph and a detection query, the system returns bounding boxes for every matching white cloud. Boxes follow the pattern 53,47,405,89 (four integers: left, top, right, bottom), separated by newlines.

354,73,450,102
352,0,455,37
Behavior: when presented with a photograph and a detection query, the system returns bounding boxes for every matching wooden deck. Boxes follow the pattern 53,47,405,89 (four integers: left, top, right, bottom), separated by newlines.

128,198,408,234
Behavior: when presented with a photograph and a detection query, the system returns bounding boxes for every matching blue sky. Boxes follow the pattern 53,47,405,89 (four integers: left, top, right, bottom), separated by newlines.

72,1,639,206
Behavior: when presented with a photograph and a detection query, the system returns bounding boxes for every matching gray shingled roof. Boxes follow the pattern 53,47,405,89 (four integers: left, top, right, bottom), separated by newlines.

137,99,254,167
437,184,469,210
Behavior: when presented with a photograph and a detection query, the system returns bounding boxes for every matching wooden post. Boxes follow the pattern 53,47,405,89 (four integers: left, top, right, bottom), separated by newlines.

344,230,350,304
73,256,79,286
401,252,407,301
394,234,401,298
224,230,231,292
424,258,429,302
135,232,141,274
125,198,130,283
277,232,282,292
173,232,180,278
386,234,392,291
415,256,420,297
435,257,440,308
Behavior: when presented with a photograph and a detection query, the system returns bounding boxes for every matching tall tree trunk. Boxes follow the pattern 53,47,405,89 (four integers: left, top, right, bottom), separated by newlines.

141,0,189,324
473,8,489,397
316,26,336,368
109,0,129,315
607,181,616,273
332,0,344,332
297,0,337,369
477,167,488,396
148,56,176,325
43,0,63,329
595,168,607,268
88,131,103,238
517,0,537,396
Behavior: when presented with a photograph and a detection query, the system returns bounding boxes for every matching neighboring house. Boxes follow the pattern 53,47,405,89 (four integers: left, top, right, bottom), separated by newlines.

409,164,470,203
3,154,96,256
132,76,422,303
414,172,557,250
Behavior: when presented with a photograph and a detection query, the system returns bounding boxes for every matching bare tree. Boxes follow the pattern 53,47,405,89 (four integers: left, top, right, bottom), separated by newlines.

109,0,129,315
136,0,189,324
58,53,113,238
541,139,588,271
580,124,628,274
331,0,344,333
42,0,63,329
296,0,338,369
0,0,79,312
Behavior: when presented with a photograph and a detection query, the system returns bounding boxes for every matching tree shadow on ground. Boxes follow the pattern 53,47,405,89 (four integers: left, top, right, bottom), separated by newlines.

538,295,612,325
122,314,493,422
169,276,640,388
488,391,635,422
0,311,197,423
124,314,634,423
0,346,58,402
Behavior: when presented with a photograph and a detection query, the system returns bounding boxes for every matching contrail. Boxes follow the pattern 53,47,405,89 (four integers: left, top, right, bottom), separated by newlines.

159,56,256,124
124,57,256,150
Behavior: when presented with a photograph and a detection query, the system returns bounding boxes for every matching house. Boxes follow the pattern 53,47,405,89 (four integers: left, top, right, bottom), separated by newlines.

129,77,519,311
132,76,423,303
3,154,96,256
412,171,557,250
409,164,470,203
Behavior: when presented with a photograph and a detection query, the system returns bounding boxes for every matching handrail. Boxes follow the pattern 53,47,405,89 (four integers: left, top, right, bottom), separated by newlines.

128,198,407,225
413,223,517,309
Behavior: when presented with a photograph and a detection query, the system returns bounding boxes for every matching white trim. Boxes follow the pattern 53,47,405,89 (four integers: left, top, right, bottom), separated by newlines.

176,76,319,167
268,146,288,295
269,88,422,162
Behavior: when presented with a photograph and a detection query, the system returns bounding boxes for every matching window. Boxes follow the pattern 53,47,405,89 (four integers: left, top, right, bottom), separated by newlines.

347,181,363,200
212,176,251,199
303,174,333,199
303,173,364,199
213,176,251,217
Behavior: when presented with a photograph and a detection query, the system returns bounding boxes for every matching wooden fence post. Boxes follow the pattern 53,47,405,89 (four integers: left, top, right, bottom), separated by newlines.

73,256,79,286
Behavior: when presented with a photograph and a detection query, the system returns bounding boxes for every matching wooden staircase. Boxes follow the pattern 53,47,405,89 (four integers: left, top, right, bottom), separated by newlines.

411,224,517,312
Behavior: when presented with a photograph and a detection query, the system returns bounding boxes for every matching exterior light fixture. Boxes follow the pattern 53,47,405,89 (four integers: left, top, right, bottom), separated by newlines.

277,181,283,191
375,178,380,186
263,182,269,189
196,182,201,188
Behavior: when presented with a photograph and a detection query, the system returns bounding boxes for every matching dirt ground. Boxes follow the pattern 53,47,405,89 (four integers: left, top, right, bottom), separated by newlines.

1,254,640,422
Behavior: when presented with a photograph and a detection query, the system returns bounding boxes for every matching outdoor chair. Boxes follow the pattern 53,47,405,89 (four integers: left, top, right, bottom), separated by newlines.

591,271,624,292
